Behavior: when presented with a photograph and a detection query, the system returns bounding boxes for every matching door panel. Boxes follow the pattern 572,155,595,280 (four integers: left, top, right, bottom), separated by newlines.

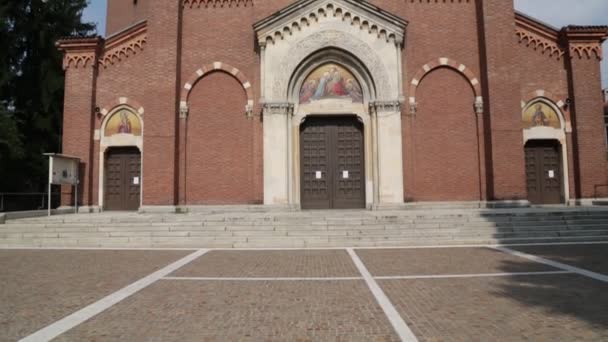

105,147,141,211
525,140,562,204
300,117,365,209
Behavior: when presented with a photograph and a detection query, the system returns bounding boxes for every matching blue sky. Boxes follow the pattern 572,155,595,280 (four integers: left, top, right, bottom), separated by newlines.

83,0,607,87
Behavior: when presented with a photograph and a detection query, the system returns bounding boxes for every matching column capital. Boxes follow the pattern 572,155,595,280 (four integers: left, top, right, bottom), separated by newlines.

262,102,294,116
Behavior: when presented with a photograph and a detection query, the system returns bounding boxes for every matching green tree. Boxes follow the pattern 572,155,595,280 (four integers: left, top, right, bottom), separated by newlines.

0,0,94,193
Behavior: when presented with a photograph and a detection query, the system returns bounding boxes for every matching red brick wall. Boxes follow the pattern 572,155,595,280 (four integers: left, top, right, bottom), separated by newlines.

106,0,148,36
410,68,482,201
568,54,608,198
185,71,257,204
61,65,96,207
476,0,527,200
140,0,181,206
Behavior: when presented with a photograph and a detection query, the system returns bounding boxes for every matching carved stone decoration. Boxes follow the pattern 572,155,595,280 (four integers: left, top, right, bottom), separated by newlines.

254,0,407,46
370,100,401,114
262,102,294,116
273,30,393,101
408,100,417,116
183,0,252,8
179,102,189,119
474,97,484,115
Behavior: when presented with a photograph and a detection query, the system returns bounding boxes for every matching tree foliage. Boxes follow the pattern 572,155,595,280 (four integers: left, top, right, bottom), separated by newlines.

0,0,94,192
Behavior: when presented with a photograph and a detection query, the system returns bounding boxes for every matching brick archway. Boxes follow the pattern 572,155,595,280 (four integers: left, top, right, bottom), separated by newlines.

100,97,145,117
180,62,254,116
409,58,483,115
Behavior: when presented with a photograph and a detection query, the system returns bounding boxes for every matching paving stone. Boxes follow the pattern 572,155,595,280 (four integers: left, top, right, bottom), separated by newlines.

171,250,360,278
0,249,190,341
379,275,608,342
510,243,608,275
355,247,558,276
55,280,399,342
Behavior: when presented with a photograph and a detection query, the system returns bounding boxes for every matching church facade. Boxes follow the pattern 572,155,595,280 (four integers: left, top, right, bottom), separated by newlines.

57,0,608,211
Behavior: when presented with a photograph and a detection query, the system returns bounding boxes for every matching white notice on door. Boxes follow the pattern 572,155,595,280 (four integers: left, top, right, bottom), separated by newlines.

133,177,140,185
315,171,322,179
342,170,349,179
548,170,555,179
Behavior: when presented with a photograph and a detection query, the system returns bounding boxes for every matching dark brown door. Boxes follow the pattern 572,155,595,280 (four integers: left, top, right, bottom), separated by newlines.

525,140,563,204
105,147,141,211
300,116,365,209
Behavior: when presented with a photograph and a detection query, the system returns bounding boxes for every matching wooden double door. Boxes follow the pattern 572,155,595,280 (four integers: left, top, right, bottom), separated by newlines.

525,140,563,204
104,147,141,211
300,116,365,209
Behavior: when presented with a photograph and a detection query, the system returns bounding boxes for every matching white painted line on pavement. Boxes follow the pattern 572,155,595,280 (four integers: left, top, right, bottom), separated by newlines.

492,246,608,283
376,271,571,280
19,249,209,342
347,248,418,342
162,276,362,281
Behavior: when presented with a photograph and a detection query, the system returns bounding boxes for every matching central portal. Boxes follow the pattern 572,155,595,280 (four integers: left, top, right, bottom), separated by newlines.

300,116,365,209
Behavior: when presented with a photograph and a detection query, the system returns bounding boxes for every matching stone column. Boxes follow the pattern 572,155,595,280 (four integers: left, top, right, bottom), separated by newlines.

371,101,405,205
263,103,293,206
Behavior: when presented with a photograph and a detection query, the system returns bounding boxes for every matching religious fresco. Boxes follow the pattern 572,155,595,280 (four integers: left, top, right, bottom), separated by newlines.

299,63,363,104
522,102,561,129
104,109,142,137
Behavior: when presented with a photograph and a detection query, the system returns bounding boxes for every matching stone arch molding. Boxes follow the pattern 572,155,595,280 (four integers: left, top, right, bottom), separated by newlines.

271,30,396,102
409,58,483,115
180,62,255,117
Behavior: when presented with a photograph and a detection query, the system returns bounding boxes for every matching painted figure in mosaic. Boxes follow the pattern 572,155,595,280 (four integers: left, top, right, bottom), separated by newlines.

532,104,549,127
300,79,317,104
345,79,363,103
313,72,330,100
118,111,132,134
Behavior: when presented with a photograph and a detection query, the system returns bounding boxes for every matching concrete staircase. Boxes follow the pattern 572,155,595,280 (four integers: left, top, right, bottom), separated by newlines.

1,207,608,248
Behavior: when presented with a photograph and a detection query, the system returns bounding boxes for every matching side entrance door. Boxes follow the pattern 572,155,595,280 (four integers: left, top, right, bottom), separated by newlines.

105,147,141,211
300,116,365,209
525,140,563,204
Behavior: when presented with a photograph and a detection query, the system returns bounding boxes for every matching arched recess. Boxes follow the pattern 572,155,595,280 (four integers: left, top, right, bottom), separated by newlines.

522,96,570,203
409,58,483,114
286,48,377,207
181,62,254,116
185,70,256,204
410,67,482,201
98,104,144,210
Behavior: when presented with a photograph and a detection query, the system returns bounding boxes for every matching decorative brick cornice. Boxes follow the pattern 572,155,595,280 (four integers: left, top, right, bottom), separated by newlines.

183,0,252,8
409,58,483,115
515,12,565,60
98,22,147,68
181,62,254,118
56,37,102,70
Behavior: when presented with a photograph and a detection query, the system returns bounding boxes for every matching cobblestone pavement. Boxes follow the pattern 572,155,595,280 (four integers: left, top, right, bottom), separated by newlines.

171,249,360,278
55,280,399,342
380,275,608,342
2,243,608,341
510,244,608,275
0,249,190,342
355,247,557,276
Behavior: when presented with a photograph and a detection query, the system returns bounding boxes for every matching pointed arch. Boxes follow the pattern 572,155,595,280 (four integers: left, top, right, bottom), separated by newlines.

409,58,483,115
180,62,254,116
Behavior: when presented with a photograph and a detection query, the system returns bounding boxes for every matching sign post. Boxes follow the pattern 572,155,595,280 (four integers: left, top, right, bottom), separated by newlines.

44,154,80,216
